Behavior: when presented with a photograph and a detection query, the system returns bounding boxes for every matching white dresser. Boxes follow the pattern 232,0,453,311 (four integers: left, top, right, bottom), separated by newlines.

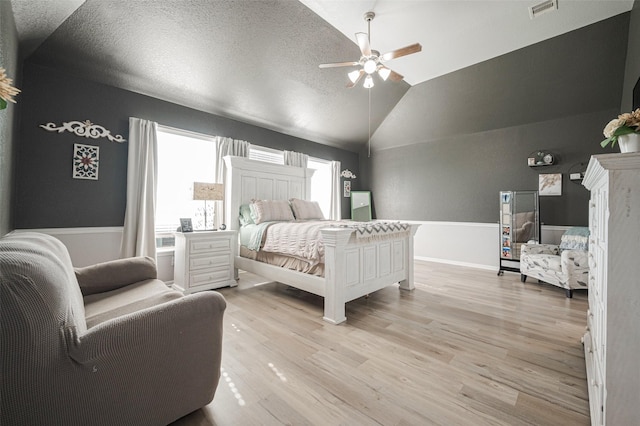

173,230,237,294
582,152,640,425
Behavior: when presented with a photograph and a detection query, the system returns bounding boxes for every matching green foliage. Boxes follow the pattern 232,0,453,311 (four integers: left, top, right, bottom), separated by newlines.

600,126,636,148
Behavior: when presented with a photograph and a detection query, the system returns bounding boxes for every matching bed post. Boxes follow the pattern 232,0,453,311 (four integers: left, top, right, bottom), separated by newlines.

399,224,420,291
321,228,353,325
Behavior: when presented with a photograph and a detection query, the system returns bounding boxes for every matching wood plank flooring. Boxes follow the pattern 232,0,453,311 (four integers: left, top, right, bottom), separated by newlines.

171,261,589,426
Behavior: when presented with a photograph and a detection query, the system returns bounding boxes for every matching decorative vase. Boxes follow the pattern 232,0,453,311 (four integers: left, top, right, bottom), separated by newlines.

618,133,640,153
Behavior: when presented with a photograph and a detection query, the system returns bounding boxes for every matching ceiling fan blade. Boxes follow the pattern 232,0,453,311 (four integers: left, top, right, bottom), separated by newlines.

355,32,372,57
346,70,365,88
388,69,404,82
381,43,422,61
319,61,360,69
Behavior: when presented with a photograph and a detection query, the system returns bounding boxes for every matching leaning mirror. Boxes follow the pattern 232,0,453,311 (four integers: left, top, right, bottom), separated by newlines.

351,191,372,222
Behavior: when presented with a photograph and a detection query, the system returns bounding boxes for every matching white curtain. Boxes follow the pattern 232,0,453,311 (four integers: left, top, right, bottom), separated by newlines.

329,160,341,220
284,150,308,168
214,136,250,229
120,117,158,259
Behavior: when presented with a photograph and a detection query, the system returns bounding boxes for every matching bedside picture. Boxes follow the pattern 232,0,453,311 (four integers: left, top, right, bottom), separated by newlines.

179,218,193,232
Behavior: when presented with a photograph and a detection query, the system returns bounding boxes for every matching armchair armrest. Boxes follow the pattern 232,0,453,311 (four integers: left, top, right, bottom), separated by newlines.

561,249,589,273
75,256,157,296
521,243,560,257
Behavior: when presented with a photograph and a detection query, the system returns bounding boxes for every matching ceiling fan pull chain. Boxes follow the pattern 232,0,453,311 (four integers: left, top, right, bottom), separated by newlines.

368,87,372,158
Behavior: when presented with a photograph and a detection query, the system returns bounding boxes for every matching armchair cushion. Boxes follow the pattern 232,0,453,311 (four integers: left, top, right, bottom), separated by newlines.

83,278,182,328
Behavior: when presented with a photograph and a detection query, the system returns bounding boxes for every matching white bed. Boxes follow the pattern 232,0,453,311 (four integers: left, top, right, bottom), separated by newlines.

223,156,419,324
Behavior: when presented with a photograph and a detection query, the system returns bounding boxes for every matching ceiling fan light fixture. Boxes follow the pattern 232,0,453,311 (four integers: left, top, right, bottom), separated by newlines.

348,70,361,83
363,59,377,74
377,66,391,81
363,75,374,89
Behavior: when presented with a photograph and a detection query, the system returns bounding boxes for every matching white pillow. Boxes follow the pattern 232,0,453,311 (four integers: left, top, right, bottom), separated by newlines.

250,199,295,224
289,198,325,220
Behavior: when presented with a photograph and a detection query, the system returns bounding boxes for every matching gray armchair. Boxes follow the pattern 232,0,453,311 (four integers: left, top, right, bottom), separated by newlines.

1,232,226,426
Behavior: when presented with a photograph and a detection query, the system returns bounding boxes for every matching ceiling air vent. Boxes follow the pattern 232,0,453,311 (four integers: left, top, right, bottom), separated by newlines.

529,0,558,19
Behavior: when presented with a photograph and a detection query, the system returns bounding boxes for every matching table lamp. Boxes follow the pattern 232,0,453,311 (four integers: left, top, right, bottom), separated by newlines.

193,182,224,230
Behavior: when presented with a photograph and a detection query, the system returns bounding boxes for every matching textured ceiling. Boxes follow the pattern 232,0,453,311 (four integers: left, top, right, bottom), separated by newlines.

9,0,635,153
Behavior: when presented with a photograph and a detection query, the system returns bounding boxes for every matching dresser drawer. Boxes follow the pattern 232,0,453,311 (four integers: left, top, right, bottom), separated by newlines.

189,266,232,288
190,238,230,254
189,253,231,271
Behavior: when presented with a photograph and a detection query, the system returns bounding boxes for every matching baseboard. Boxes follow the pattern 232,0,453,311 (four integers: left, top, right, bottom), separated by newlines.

415,256,497,272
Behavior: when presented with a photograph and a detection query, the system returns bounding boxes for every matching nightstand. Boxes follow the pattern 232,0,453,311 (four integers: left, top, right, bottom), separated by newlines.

173,230,237,294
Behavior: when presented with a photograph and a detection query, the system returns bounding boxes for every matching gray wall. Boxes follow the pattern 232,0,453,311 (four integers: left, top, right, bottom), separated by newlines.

621,0,640,111
361,13,632,226
0,1,19,236
14,63,358,229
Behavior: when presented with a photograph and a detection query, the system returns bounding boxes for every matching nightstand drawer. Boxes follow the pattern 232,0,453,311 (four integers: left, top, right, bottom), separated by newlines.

190,238,230,254
190,253,231,271
190,266,232,288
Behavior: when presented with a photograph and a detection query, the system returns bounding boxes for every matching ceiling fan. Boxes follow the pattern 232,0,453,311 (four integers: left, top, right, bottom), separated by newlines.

319,11,422,89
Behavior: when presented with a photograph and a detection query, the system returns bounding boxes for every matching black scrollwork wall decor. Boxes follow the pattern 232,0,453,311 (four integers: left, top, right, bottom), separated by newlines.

40,120,126,143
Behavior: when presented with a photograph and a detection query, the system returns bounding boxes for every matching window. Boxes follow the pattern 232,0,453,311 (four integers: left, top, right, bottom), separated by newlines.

248,145,284,164
155,137,334,246
308,157,332,218
155,126,216,244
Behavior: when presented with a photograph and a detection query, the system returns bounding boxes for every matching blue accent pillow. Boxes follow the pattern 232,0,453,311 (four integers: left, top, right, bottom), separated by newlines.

559,227,589,251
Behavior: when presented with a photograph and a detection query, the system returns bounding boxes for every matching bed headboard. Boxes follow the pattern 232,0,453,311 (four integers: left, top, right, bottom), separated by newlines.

223,156,315,231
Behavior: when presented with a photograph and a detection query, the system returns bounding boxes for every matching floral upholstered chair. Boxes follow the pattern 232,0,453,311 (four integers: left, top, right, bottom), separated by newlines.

520,227,590,298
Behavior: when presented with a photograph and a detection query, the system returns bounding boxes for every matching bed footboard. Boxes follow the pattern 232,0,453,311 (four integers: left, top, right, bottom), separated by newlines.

321,224,419,324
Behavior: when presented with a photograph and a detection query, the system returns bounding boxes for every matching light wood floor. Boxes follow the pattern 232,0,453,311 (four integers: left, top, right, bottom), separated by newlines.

172,261,590,426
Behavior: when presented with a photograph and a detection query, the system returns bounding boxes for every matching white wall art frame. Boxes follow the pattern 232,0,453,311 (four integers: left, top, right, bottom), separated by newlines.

73,143,99,180
539,173,562,196
343,180,351,197
40,119,126,143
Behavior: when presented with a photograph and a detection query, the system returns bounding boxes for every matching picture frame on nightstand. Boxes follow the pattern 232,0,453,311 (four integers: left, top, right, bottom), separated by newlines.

179,218,193,232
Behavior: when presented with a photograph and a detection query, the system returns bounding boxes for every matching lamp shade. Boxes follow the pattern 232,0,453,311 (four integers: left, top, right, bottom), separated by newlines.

193,182,224,201
377,66,391,81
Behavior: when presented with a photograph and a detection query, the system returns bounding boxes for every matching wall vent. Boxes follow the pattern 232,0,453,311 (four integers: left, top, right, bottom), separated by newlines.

529,0,558,19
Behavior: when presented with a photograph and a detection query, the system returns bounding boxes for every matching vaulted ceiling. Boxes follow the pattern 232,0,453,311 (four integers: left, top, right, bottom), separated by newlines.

9,0,634,152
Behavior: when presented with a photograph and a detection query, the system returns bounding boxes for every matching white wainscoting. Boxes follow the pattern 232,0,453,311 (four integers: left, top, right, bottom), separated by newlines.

12,222,570,280
11,227,175,282
392,221,570,271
